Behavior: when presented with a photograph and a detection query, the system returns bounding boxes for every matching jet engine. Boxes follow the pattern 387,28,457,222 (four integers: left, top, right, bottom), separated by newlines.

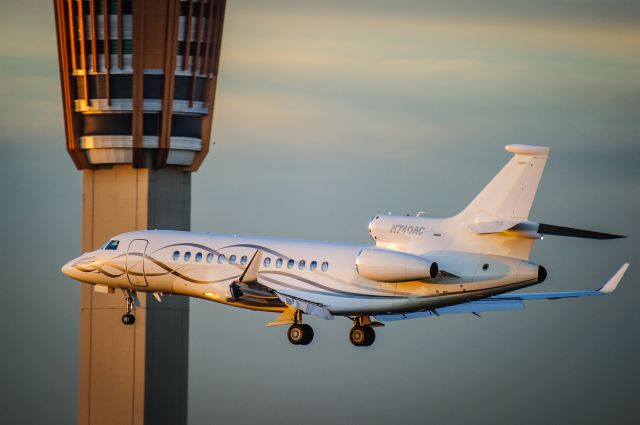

355,248,438,282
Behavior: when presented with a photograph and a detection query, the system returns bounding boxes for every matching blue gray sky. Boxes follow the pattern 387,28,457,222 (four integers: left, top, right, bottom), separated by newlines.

1,1,639,424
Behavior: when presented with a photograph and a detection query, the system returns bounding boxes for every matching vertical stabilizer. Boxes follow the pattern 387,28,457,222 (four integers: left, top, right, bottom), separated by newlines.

461,145,550,221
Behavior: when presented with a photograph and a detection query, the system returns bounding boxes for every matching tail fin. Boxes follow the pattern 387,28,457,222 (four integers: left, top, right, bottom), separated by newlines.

461,145,550,221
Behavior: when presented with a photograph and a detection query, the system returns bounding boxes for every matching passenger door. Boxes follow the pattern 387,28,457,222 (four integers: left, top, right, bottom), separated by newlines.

126,239,148,287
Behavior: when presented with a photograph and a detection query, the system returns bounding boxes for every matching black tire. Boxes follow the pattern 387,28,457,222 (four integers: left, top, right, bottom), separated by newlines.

349,326,366,346
300,324,314,345
362,326,376,347
287,324,305,345
122,314,135,325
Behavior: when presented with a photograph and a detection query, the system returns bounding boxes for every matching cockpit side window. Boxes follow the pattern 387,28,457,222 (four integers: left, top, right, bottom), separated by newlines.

105,240,120,250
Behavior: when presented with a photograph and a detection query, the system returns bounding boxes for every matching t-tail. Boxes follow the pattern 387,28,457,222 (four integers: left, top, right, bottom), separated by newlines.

456,145,625,259
369,144,625,260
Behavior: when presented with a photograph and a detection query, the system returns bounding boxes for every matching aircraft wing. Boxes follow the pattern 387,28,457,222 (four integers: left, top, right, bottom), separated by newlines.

375,263,628,322
488,263,628,300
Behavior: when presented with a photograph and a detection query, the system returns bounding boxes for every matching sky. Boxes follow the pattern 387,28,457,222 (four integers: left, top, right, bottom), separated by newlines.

1,1,639,424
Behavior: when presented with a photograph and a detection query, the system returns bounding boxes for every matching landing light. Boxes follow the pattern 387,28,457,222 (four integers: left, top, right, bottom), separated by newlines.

204,292,220,299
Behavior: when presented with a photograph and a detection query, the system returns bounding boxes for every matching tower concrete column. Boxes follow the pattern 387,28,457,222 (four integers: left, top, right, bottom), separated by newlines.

79,166,190,425
53,0,227,423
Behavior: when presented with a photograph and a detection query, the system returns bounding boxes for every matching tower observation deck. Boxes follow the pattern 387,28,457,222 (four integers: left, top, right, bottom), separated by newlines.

53,2,227,424
54,0,226,171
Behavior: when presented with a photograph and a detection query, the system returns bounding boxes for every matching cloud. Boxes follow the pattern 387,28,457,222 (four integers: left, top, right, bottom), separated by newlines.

213,88,441,159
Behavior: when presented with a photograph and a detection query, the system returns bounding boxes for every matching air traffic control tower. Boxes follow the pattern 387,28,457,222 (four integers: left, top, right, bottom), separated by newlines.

53,1,226,424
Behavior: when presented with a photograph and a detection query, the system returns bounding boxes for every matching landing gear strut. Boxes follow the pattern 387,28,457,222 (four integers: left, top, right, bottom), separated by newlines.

348,316,378,347
287,310,314,345
121,289,136,325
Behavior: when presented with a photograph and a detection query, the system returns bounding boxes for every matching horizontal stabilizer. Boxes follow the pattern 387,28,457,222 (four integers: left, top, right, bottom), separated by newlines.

468,220,625,240
538,223,626,240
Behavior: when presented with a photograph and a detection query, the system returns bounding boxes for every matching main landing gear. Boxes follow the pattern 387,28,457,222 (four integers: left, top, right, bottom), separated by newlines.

280,310,381,347
287,310,314,346
121,289,136,325
348,316,379,347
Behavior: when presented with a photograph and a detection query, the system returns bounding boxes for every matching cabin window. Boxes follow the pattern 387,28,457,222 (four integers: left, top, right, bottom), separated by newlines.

184,252,192,261
310,261,317,271
230,255,237,264
276,258,283,268
105,240,119,250
264,257,271,267
482,263,489,271
173,251,180,261
195,252,203,262
298,260,306,270
287,259,295,269
240,255,248,265
218,254,225,264
206,253,214,263
321,262,329,272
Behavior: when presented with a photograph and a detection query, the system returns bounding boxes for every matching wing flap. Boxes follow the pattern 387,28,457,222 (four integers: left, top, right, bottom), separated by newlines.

276,293,334,320
375,299,524,321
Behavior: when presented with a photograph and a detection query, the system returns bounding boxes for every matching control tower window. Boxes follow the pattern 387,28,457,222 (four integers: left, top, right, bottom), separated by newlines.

143,75,164,99
105,240,119,250
87,0,133,15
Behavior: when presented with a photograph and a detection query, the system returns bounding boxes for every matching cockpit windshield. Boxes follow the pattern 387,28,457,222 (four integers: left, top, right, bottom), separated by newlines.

104,240,120,250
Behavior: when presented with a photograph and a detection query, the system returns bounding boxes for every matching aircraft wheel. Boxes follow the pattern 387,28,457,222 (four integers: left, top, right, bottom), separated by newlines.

350,325,375,347
288,324,311,345
300,324,314,345
122,313,136,325
349,326,366,346
362,326,376,346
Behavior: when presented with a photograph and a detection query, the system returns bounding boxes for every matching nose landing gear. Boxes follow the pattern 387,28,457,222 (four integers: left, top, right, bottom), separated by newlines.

121,289,136,325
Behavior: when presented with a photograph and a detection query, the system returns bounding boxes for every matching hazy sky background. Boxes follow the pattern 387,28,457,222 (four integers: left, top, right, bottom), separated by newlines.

1,1,639,424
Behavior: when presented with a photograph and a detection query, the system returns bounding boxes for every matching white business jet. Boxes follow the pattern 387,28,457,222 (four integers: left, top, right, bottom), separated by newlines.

62,145,629,347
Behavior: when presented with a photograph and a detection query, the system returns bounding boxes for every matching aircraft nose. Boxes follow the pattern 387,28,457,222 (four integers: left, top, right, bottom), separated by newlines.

61,258,77,278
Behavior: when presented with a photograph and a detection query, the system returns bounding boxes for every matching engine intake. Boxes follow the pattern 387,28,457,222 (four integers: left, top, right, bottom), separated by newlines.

355,248,438,283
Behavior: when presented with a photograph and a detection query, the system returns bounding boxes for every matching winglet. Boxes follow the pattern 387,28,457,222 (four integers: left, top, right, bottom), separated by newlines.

598,263,629,294
239,249,263,284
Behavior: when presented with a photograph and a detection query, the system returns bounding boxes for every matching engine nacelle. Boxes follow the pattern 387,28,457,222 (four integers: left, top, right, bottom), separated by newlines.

355,248,438,282
368,214,429,245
